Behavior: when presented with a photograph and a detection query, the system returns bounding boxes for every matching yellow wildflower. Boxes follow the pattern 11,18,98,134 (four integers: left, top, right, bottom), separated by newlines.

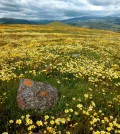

36,121,43,126
16,119,22,125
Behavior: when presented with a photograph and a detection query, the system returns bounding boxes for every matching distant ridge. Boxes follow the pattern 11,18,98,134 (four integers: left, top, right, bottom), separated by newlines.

62,16,120,25
0,18,52,24
1,16,120,25
0,18,32,24
0,16,120,32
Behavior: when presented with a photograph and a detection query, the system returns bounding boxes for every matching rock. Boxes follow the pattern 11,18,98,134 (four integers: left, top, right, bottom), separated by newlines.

72,54,80,58
17,79,59,111
45,65,51,72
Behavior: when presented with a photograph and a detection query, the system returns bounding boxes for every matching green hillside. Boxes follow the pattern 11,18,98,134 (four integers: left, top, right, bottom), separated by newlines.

75,21,120,32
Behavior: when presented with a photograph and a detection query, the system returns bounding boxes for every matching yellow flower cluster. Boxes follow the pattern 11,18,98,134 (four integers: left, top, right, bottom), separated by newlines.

0,25,119,86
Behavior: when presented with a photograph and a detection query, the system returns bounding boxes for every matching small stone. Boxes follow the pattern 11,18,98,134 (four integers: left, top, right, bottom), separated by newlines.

72,54,80,58
45,65,51,71
17,79,59,111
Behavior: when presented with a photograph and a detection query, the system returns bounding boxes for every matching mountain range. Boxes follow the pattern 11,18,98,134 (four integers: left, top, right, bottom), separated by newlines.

0,16,120,32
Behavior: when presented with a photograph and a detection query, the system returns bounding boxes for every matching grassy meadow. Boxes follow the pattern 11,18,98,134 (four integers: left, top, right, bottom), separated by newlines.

0,22,120,134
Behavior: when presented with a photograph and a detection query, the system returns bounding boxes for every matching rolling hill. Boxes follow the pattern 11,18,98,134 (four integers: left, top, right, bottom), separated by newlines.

62,16,120,32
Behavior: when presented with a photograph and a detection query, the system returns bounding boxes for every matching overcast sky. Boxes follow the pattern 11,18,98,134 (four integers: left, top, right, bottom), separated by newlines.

0,0,120,20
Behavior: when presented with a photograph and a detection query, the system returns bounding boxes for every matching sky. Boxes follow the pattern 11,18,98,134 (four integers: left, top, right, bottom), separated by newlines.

0,0,120,20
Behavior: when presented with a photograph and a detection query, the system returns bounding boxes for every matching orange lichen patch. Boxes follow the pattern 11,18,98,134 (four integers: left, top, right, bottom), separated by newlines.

40,91,47,96
24,79,33,87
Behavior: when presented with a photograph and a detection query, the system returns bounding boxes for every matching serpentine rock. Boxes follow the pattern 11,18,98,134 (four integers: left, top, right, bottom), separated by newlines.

17,79,59,111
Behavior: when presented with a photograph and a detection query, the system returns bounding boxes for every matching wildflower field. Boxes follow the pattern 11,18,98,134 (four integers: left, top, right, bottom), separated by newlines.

0,23,120,134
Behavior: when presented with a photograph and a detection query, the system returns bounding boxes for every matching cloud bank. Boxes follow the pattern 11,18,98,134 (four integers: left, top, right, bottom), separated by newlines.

0,0,120,20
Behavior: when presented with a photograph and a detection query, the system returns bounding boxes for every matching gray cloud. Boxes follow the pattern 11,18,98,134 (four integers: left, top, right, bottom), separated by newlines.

88,0,120,6
0,0,120,20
